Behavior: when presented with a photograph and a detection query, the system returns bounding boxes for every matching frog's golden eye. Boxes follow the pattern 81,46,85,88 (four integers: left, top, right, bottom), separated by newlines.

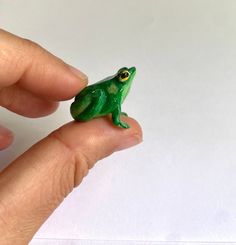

118,70,130,82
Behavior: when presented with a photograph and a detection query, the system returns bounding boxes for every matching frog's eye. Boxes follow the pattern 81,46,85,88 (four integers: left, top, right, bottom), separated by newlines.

118,70,130,82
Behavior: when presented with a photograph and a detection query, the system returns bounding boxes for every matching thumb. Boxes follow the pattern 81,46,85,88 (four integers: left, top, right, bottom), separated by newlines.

0,117,142,245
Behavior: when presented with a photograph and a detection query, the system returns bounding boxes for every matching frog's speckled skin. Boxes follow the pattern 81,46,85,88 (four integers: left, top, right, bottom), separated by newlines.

70,67,136,128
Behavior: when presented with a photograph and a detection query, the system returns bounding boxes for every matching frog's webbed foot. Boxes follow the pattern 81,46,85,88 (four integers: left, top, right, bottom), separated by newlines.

121,112,128,117
112,107,130,129
117,121,130,129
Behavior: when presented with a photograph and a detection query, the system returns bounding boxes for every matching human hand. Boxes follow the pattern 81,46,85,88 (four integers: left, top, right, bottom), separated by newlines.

0,29,142,245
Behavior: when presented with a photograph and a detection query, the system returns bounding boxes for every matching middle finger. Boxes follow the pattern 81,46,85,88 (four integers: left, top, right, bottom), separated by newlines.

0,85,59,117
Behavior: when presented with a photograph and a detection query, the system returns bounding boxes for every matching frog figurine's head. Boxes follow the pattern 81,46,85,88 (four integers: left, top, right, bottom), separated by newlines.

116,67,136,102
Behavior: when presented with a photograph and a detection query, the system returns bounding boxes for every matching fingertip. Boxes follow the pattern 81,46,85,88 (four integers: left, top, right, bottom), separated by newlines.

68,65,88,83
120,116,143,137
49,64,88,101
54,116,143,158
114,116,143,151
0,126,14,150
21,59,88,101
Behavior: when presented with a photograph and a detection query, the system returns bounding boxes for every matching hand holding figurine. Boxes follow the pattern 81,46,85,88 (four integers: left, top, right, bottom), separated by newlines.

0,29,142,245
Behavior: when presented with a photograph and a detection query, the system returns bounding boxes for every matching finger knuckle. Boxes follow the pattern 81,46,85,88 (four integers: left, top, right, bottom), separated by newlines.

0,86,17,110
48,129,91,188
21,38,42,52
0,48,24,78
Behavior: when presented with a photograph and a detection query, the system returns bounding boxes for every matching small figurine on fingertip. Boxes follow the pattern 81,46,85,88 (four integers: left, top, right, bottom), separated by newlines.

70,67,136,129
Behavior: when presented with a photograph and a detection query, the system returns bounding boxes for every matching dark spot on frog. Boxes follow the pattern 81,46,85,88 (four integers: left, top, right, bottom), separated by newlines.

120,72,129,79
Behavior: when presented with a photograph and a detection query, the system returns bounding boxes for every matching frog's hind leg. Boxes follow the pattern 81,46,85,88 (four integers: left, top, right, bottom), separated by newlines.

70,94,92,120
71,90,106,121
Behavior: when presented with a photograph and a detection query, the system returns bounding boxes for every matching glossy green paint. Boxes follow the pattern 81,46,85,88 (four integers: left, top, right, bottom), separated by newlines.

70,67,136,128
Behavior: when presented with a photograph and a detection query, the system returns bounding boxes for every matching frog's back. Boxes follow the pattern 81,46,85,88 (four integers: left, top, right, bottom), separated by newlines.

71,79,116,120
75,76,114,100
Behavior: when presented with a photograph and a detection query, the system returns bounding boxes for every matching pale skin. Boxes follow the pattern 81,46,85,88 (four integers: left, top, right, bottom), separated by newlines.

0,29,142,245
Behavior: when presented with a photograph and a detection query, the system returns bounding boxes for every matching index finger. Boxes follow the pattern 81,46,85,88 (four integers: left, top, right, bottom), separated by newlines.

0,29,88,101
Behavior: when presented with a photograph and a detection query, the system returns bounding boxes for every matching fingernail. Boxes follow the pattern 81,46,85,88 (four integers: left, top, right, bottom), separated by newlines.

116,135,142,151
69,65,88,83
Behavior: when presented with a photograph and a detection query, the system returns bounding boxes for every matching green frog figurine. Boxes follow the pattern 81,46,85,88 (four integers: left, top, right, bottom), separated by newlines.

70,67,136,129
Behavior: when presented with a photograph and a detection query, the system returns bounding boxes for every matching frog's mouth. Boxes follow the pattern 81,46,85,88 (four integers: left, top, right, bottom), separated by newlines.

129,67,136,80
129,67,136,74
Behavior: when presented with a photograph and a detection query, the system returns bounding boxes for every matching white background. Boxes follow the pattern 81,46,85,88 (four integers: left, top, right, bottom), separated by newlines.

1,0,236,244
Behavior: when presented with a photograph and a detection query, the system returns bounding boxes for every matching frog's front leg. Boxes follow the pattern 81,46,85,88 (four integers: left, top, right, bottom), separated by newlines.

112,105,130,129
